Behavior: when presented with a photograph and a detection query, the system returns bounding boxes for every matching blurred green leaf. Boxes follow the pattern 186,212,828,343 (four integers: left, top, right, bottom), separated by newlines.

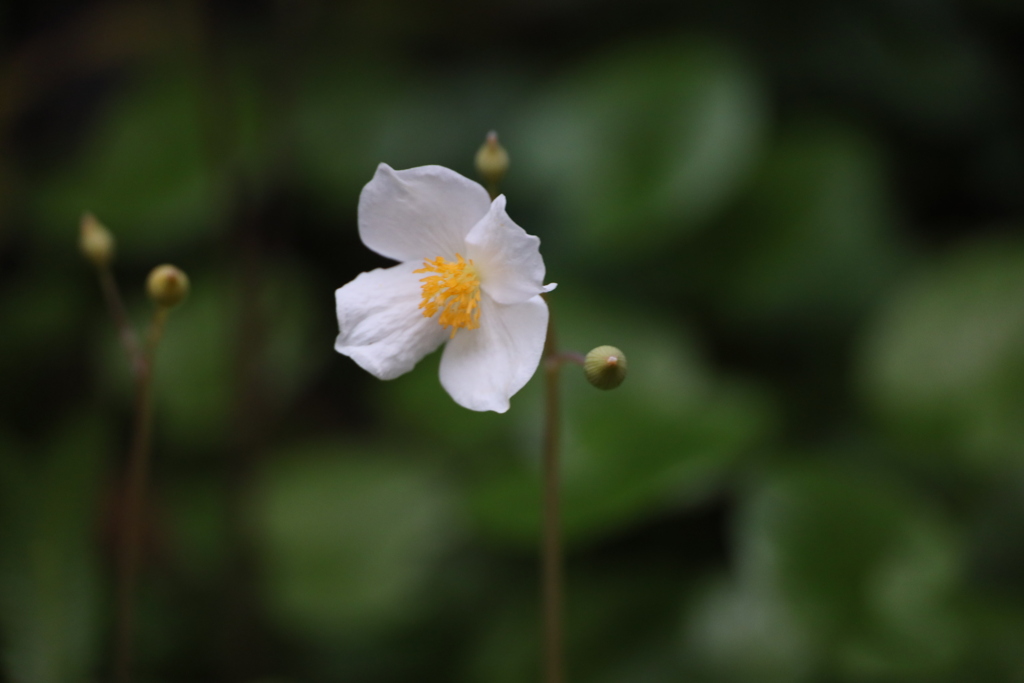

470,292,774,546
251,441,459,641
860,239,1024,468
682,578,813,683
517,37,766,257
33,63,224,257
705,119,903,326
733,464,963,680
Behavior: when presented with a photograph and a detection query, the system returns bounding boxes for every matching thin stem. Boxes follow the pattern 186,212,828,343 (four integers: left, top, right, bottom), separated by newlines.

557,351,585,367
113,305,167,683
541,313,565,683
97,266,143,376
145,307,169,360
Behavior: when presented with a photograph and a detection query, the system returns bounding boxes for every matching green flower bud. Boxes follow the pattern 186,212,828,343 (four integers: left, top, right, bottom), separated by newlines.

79,212,115,267
147,264,190,309
475,131,509,191
584,345,627,390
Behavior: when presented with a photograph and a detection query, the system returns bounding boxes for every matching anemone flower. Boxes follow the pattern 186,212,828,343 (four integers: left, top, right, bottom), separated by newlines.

334,164,556,413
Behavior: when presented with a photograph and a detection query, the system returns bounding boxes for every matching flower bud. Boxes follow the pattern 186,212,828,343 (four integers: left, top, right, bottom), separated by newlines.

79,212,115,267
475,131,509,190
146,264,190,309
584,345,627,390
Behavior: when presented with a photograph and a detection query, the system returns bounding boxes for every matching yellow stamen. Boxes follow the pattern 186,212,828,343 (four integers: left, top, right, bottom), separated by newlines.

414,253,481,338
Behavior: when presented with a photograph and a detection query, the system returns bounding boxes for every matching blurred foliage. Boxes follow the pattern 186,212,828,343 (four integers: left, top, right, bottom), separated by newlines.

861,240,1024,469
0,420,105,683
514,38,766,257
32,64,227,257
2,1,1024,682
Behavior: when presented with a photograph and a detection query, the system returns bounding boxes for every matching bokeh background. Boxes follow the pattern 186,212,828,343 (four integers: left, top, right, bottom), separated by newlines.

3,0,1024,681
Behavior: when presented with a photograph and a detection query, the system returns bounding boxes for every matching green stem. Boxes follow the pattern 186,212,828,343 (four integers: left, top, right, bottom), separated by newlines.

541,313,564,683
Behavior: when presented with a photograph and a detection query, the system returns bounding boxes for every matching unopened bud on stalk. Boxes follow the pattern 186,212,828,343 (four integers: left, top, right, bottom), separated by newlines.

475,131,509,190
79,212,115,267
584,345,627,390
146,264,190,309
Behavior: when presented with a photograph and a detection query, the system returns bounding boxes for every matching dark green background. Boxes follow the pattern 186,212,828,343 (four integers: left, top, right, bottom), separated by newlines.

2,0,1024,681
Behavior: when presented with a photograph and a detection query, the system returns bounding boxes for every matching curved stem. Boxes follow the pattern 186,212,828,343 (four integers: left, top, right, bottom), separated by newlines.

541,313,564,683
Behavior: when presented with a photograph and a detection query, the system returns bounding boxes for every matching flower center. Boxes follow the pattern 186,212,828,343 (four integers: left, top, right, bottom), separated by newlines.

415,253,481,337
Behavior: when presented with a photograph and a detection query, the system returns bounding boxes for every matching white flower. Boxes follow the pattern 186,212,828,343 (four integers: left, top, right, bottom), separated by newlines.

334,163,556,413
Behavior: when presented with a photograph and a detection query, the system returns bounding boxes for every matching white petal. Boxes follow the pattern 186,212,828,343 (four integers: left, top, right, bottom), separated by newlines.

335,262,448,380
358,164,492,263
466,195,550,305
439,294,549,413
